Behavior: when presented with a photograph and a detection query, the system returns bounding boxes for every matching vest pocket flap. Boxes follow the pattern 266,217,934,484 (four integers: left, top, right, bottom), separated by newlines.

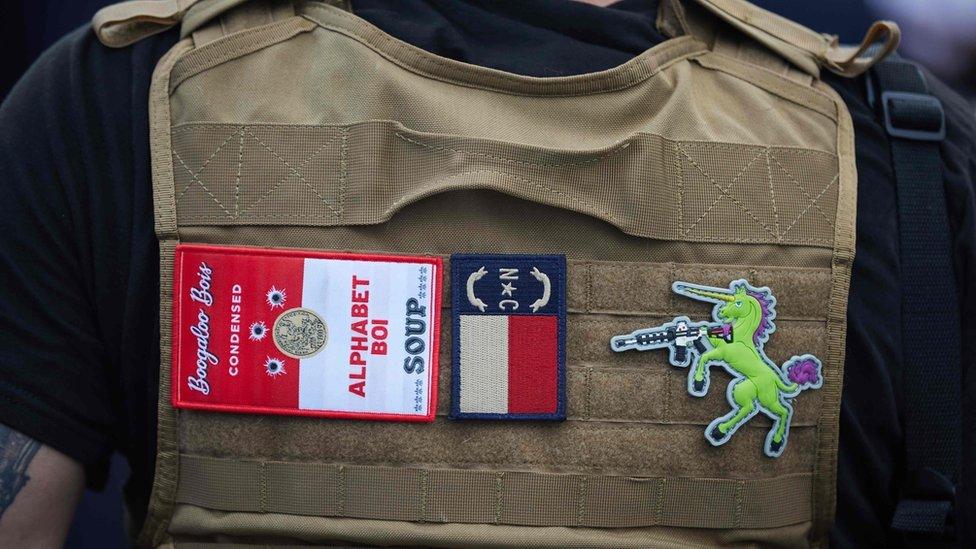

171,121,839,247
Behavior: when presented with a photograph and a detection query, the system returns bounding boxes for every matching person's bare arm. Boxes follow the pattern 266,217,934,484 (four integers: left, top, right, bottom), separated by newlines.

0,423,84,547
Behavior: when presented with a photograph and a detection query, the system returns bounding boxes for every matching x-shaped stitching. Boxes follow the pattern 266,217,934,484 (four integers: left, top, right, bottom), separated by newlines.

781,173,838,237
240,128,340,217
680,145,779,240
768,152,836,229
173,127,241,217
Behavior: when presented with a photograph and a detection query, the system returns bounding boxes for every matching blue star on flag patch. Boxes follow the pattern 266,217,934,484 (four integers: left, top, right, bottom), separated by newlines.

450,254,566,421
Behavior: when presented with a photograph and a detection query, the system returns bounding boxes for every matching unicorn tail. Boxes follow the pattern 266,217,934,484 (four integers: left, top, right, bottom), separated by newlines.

782,355,824,392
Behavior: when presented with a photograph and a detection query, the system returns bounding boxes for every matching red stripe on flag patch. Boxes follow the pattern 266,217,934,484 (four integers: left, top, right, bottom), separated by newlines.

507,315,558,414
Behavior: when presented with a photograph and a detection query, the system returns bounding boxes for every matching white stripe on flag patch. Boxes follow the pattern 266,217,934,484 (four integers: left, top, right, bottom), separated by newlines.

458,315,508,413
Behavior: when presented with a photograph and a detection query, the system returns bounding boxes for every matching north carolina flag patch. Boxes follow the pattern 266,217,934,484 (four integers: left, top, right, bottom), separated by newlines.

450,254,566,421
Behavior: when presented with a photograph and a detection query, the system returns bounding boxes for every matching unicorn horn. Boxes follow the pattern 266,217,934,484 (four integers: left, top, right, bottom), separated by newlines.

675,285,735,303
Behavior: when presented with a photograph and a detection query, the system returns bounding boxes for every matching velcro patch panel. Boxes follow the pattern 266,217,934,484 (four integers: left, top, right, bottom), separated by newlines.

171,244,442,422
450,254,566,421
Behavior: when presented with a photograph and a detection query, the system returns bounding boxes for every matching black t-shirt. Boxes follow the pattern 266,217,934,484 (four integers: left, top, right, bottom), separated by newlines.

1,0,974,545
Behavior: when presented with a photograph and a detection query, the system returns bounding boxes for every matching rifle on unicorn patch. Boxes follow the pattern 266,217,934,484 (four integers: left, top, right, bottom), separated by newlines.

611,279,824,458
611,317,733,365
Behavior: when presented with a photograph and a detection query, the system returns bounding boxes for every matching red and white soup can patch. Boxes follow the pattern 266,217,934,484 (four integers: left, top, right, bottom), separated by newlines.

171,244,442,422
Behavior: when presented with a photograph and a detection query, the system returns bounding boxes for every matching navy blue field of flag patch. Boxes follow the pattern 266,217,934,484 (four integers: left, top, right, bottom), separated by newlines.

450,254,566,420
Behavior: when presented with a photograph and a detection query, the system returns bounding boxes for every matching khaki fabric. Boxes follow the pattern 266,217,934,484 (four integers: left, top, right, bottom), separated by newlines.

144,36,194,547
174,456,813,529
168,508,814,548
169,122,841,247
132,0,867,546
662,0,899,77
93,0,199,48
189,0,296,46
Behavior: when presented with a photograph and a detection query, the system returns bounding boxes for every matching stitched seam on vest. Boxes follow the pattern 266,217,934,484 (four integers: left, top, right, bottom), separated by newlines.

678,144,779,240
173,151,234,217
681,145,769,236
173,130,239,203
770,153,836,227
810,81,856,543
339,126,348,223
674,142,684,231
419,469,429,523
182,426,820,469
582,367,593,420
682,148,836,243
140,35,193,547
174,194,839,243
259,461,268,513
240,128,341,216
493,473,503,524
576,476,587,527
171,122,840,157
677,143,839,241
170,123,840,246
234,125,244,216
782,175,839,238
384,169,617,221
765,148,781,236
178,453,815,470
654,478,666,526
695,51,836,121
299,5,709,97
337,465,345,516
663,368,674,424
394,132,633,168
169,461,815,530
170,17,316,92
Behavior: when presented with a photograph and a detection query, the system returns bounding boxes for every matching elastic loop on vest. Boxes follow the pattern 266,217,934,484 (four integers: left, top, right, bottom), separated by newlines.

180,0,252,37
685,0,899,78
93,0,200,48
823,21,900,78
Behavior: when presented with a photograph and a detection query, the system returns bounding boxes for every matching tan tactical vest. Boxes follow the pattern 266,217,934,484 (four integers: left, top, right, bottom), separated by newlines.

94,0,899,546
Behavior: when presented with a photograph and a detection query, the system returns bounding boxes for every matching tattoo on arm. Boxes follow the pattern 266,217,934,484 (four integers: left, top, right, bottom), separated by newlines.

0,425,40,519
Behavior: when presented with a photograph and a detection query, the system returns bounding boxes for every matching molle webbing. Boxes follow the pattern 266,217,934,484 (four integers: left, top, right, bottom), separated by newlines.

175,259,829,478
176,456,813,529
170,122,841,247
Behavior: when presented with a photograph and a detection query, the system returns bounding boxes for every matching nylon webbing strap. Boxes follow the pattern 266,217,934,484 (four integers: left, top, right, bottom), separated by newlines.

175,455,812,529
167,120,841,248
870,54,961,538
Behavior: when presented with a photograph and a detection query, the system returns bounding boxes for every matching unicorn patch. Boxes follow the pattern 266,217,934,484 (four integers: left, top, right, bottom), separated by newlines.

610,280,822,458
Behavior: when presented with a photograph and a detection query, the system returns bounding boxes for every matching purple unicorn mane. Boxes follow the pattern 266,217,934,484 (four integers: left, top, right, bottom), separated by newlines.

746,288,776,345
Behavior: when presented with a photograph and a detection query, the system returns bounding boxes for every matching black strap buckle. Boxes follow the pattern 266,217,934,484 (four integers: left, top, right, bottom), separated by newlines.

866,63,947,142
891,467,957,538
880,90,946,141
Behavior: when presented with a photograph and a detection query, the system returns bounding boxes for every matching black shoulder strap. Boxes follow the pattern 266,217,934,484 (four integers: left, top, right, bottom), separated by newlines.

868,53,962,542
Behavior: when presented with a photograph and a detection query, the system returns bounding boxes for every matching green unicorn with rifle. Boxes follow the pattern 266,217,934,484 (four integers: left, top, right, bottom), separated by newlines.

611,279,823,458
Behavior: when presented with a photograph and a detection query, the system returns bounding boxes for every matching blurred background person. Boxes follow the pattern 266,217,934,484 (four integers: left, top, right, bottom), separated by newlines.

867,0,976,101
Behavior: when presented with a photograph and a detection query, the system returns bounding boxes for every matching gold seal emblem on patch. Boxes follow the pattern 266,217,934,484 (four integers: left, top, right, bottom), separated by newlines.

273,307,328,359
